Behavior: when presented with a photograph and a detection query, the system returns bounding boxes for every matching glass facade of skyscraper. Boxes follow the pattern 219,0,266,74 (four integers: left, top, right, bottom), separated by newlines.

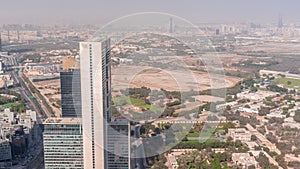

60,68,82,118
43,118,83,169
107,118,130,169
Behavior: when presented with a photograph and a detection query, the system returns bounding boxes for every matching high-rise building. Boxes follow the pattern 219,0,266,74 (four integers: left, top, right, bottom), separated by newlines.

7,30,10,43
278,13,283,28
216,29,220,36
0,34,2,52
48,39,130,169
62,56,80,72
107,117,131,169
80,40,113,169
43,118,83,169
60,68,82,117
17,30,20,42
169,17,174,34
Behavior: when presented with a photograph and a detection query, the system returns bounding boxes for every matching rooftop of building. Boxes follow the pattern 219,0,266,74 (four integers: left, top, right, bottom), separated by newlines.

0,140,10,144
232,153,257,165
44,118,81,124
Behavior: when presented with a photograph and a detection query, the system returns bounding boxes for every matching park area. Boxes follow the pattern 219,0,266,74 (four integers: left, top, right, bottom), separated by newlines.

113,96,163,111
274,77,300,88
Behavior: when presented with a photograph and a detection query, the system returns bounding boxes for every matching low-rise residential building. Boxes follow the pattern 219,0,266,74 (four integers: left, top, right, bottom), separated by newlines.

250,151,281,168
245,141,259,150
246,124,281,155
166,149,197,169
267,113,286,118
283,122,300,129
167,153,179,169
238,107,259,114
212,148,226,153
232,153,258,168
216,102,237,111
0,108,14,124
228,128,251,142
0,109,41,160
237,90,278,101
267,108,286,118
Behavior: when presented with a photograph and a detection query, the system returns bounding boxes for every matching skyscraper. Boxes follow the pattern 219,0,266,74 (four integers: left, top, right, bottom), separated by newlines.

7,30,10,43
169,17,174,34
107,117,131,169
80,40,112,169
216,29,220,36
60,68,82,117
43,118,83,169
278,13,283,28
0,34,2,52
60,56,81,117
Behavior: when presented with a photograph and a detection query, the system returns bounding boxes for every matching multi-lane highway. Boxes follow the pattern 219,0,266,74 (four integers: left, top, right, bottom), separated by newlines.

4,54,45,169
7,55,50,122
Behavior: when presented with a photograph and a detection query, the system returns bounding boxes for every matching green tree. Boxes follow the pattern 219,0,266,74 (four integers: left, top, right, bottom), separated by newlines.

251,135,257,141
293,110,300,122
257,152,270,168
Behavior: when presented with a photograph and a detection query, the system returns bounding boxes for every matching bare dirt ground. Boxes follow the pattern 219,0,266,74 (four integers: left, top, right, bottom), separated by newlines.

112,65,241,92
34,79,61,116
174,101,205,114
235,42,300,54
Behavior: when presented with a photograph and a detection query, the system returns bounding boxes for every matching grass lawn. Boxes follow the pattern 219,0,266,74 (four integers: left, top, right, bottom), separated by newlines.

113,96,147,107
113,96,162,111
187,133,202,137
187,128,215,139
274,78,300,88
1,102,26,113
2,102,20,108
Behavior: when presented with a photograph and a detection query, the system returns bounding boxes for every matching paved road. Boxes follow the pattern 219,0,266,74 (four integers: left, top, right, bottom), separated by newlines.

8,55,48,122
6,55,45,168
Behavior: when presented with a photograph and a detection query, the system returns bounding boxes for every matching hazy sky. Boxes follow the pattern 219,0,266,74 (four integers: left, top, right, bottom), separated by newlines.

0,0,298,25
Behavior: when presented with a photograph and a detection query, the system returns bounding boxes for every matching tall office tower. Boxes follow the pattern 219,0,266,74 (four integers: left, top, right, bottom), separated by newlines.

222,25,227,34
169,17,174,34
62,56,80,72
43,118,83,169
0,60,3,74
60,68,82,117
278,13,283,28
80,39,112,169
0,34,2,51
216,29,220,36
17,30,20,42
7,30,10,42
107,117,131,169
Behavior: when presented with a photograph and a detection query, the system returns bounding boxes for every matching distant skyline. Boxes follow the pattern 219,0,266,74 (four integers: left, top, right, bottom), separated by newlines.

0,0,299,25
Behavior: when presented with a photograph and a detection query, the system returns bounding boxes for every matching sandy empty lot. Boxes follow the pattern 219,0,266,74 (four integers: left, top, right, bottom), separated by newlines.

112,65,241,92
34,79,61,116
235,42,300,54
